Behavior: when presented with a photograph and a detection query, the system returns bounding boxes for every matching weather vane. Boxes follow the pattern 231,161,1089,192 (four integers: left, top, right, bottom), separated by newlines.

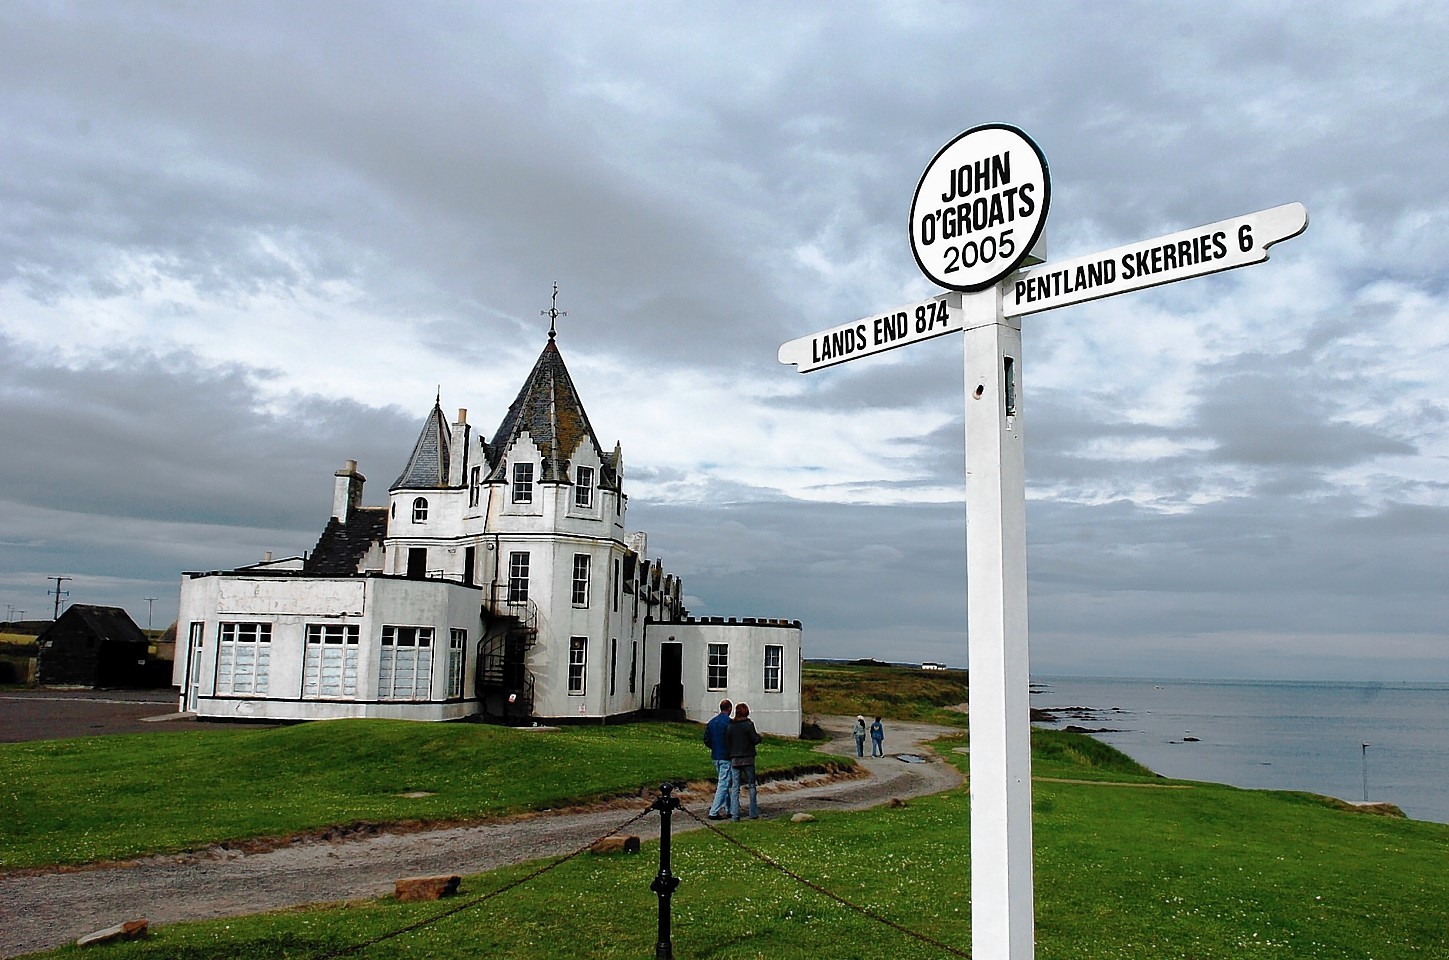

541,281,566,339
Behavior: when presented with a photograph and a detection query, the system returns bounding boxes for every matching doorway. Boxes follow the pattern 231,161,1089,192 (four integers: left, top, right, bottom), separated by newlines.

658,642,684,711
185,623,204,711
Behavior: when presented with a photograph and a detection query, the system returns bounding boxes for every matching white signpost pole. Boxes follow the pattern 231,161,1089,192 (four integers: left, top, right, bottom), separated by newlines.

779,121,1306,960
960,286,1036,960
909,124,1050,960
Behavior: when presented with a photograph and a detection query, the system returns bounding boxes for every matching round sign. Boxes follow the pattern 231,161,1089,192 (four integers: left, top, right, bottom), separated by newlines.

909,123,1050,292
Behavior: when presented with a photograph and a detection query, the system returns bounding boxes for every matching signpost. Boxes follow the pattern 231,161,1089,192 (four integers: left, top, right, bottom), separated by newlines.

779,123,1307,960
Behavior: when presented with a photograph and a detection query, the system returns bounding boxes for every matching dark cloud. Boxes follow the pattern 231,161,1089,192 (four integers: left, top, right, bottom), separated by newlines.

3,2,1448,679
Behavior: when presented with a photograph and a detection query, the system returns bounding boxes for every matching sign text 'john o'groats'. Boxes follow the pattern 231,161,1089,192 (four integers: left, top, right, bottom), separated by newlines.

909,123,1051,292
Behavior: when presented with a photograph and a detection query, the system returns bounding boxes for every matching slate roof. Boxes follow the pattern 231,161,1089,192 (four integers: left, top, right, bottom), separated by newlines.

391,401,452,490
303,507,389,576
37,604,147,648
486,337,618,487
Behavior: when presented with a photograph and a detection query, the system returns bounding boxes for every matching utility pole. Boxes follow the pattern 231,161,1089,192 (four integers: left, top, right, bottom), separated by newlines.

48,577,72,620
144,597,157,631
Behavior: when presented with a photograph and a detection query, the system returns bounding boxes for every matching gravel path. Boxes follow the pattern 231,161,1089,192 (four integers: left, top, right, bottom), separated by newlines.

0,716,962,957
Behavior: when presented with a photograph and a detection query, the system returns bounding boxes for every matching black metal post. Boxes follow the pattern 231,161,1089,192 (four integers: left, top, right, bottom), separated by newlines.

649,781,681,960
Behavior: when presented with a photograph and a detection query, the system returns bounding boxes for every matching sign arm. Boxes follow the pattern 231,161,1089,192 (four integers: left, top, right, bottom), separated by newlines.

1004,202,1308,318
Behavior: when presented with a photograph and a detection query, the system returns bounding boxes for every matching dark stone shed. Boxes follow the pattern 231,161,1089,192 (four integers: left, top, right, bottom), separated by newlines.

36,604,166,688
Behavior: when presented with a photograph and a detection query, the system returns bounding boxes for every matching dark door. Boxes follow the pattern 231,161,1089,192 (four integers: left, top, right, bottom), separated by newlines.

503,632,527,690
407,548,427,579
464,546,476,586
659,642,684,710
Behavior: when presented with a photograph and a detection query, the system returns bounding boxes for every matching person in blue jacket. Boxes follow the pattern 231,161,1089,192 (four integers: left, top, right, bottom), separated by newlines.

870,716,885,757
703,698,732,820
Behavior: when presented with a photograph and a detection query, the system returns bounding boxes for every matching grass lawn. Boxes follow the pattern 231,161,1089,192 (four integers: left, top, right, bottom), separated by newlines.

0,720,834,869
31,729,1449,959
802,661,970,728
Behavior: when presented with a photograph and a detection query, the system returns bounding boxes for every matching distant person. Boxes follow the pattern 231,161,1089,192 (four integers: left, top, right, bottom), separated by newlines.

870,716,885,757
853,715,867,757
726,702,763,821
703,698,733,820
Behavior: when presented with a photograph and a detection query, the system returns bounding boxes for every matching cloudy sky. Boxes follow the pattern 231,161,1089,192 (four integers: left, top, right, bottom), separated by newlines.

3,2,1447,681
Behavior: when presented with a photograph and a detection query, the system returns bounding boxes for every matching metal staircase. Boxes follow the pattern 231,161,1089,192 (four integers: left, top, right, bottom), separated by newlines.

477,588,539,722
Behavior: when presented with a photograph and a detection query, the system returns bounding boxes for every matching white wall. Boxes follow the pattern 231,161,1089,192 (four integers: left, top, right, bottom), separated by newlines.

176,573,485,722
645,620,802,736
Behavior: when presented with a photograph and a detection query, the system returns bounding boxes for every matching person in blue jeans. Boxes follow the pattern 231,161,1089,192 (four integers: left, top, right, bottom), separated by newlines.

870,716,885,757
853,715,867,757
725,702,763,820
703,698,733,820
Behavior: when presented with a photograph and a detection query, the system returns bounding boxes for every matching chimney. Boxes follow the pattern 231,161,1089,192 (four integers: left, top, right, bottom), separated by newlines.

449,411,471,487
333,459,366,523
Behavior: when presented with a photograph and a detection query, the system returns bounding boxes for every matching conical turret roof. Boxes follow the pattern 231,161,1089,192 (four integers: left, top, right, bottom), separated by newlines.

390,399,452,490
486,337,617,487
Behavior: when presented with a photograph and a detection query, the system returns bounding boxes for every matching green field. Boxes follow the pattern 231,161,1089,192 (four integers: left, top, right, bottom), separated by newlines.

0,720,834,869
29,728,1449,960
802,660,970,727
10,665,1449,958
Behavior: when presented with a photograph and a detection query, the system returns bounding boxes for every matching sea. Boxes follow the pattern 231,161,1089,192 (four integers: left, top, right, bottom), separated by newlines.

1029,676,1449,825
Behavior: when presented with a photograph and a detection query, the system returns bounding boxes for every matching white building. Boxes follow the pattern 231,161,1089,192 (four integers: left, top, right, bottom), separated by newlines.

174,329,803,735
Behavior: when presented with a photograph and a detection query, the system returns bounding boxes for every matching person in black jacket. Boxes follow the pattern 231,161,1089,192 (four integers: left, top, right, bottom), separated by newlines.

725,702,763,820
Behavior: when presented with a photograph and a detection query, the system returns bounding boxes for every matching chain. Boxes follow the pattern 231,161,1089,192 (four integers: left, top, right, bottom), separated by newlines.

311,806,656,959
678,803,971,958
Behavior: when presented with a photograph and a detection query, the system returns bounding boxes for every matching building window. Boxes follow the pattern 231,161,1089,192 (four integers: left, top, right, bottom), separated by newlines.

574,466,594,507
379,626,434,700
707,643,728,691
568,637,587,695
469,466,482,508
508,551,530,602
610,637,618,696
412,497,429,523
216,622,271,695
629,640,637,694
448,629,466,699
764,644,784,693
303,624,359,699
512,462,533,503
571,554,591,607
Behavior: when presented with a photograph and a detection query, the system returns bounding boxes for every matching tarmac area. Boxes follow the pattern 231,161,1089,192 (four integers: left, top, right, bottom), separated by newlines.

0,688,193,743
